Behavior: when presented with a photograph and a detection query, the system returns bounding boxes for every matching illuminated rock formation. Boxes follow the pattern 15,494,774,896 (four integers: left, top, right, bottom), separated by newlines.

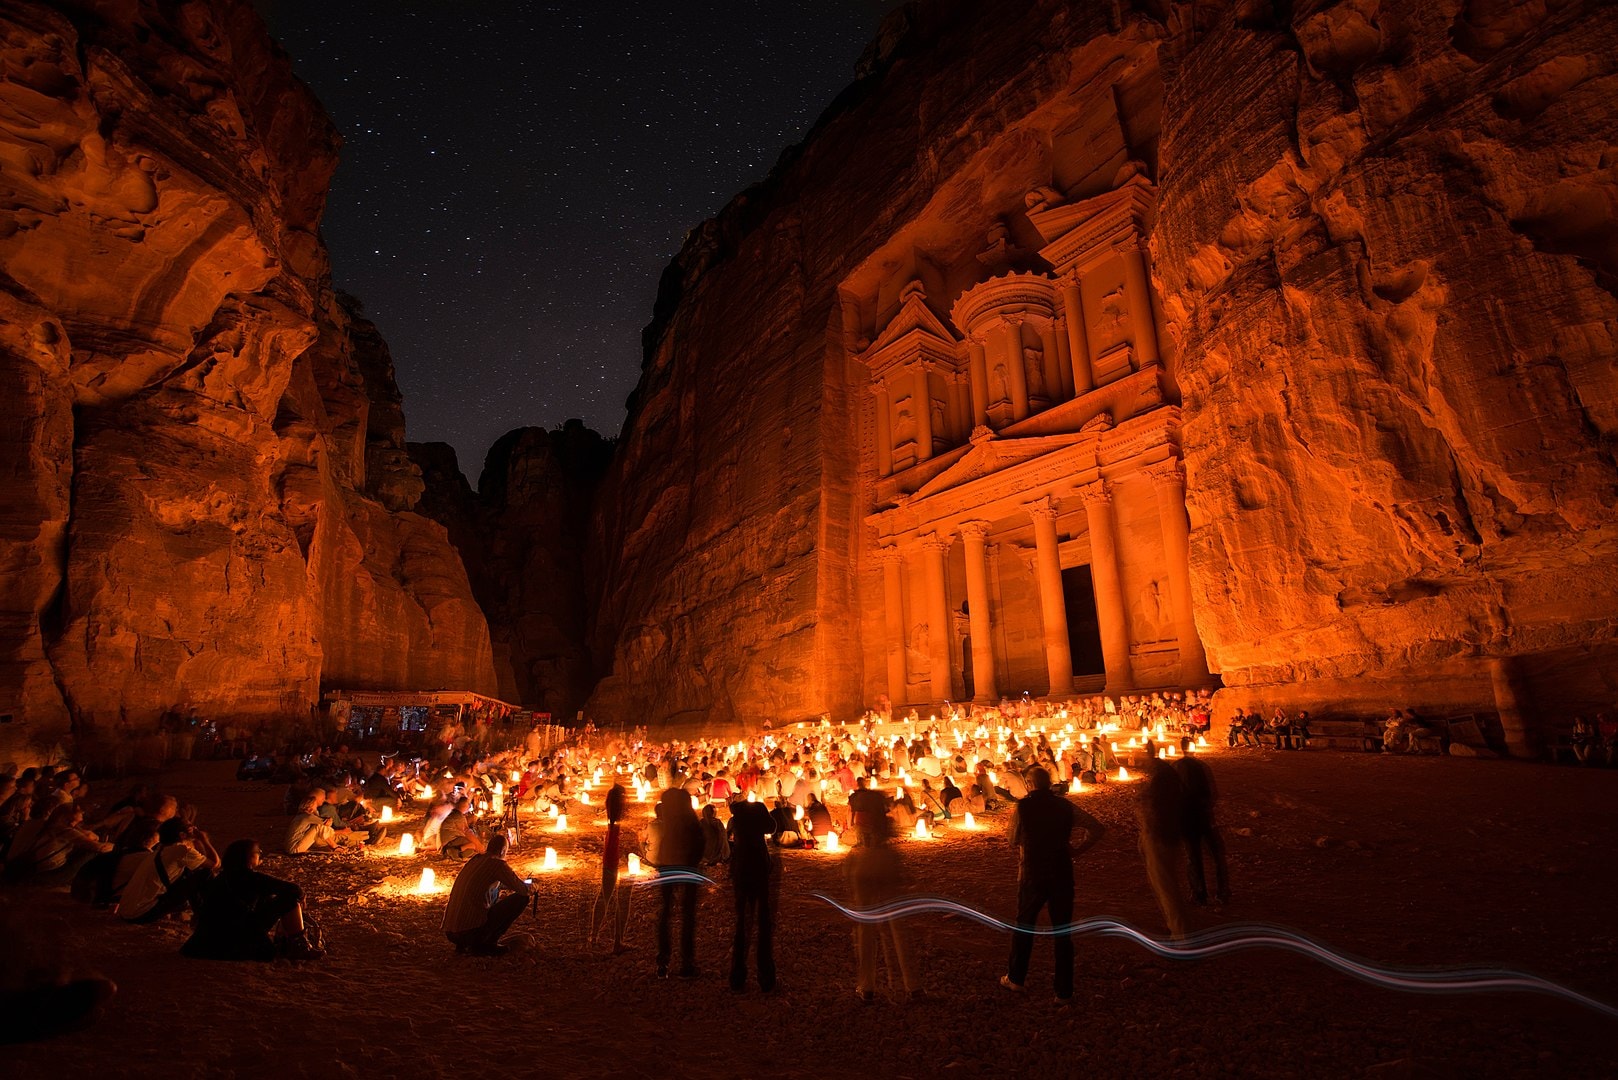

412,421,613,718
591,0,1618,742
0,0,494,757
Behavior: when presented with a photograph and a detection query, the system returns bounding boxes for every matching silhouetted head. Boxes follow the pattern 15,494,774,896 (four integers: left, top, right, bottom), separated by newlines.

606,783,627,823
158,817,185,844
488,832,508,859
1029,767,1052,791
221,839,259,874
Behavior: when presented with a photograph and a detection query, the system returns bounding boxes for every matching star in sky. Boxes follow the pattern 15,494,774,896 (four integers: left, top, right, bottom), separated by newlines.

255,0,902,481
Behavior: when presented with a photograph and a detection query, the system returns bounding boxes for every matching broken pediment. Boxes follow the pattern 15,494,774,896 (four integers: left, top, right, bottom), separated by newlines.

908,429,1087,502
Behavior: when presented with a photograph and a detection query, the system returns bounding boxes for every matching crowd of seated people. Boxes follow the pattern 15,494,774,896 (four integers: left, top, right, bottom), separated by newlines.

0,764,322,964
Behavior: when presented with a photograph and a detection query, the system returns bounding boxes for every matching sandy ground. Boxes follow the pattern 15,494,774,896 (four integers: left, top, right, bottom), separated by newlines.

4,749,1617,1080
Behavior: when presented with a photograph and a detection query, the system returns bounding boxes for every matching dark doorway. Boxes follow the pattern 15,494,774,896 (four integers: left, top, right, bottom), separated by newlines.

1062,565,1105,676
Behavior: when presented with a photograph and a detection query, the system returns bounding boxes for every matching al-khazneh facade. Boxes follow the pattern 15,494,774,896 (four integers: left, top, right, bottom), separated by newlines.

851,174,1210,706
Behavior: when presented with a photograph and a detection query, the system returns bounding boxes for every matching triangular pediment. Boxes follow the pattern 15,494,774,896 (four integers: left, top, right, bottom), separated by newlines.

909,430,1086,501
867,288,958,359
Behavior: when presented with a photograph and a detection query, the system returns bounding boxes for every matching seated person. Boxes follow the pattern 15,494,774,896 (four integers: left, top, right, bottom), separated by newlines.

182,840,319,961
6,805,113,882
285,794,341,854
766,800,804,848
698,804,729,865
334,791,388,845
437,796,485,860
440,833,530,956
939,775,966,817
117,818,219,923
805,793,833,840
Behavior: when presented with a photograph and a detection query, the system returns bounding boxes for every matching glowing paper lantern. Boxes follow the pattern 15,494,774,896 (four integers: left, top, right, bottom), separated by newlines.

510,769,521,783
554,814,568,833
1118,766,1132,781
398,832,415,856
380,805,394,823
416,867,436,893
548,805,560,819
580,791,592,805
746,790,757,803
690,795,700,811
823,832,840,852
793,805,804,821
913,818,930,840
627,853,641,876
543,847,558,870
962,812,976,830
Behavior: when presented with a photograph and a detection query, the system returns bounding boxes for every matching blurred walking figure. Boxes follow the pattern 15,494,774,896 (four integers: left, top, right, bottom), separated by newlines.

1136,758,1188,939
845,784,917,1001
590,785,639,953
1001,767,1104,1002
648,788,704,978
1174,755,1229,907
726,793,778,991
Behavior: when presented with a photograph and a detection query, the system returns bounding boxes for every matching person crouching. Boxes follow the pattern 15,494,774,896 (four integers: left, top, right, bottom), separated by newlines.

441,833,530,957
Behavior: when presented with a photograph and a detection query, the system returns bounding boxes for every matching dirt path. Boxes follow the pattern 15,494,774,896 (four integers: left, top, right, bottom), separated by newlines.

5,750,1615,1079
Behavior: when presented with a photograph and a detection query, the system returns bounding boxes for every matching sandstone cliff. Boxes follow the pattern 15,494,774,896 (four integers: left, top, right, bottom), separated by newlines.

0,0,495,760
412,421,613,719
589,0,1618,735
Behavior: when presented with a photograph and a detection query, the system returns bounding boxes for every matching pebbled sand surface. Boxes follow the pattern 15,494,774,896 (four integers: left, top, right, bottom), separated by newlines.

4,751,1616,1079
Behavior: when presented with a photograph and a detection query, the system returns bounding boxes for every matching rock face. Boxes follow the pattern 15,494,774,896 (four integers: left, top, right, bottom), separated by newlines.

411,422,613,719
0,0,495,760
589,0,1618,737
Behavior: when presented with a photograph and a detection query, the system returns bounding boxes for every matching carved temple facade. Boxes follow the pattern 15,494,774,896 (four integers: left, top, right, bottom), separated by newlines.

850,175,1211,705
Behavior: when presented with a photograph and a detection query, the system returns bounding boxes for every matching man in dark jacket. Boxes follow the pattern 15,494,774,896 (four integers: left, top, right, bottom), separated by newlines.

1001,768,1104,1002
1175,754,1229,906
649,788,705,978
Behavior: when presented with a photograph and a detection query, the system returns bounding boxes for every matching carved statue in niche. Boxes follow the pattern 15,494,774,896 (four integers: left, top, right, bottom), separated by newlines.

907,622,931,678
990,362,1010,403
930,397,947,442
1132,580,1170,642
1023,344,1045,397
894,397,916,445
1098,286,1129,334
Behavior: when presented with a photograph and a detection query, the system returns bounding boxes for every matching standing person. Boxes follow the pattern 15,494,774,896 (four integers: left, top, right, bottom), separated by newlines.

1137,758,1189,939
648,788,704,978
727,793,778,992
1000,767,1104,1002
440,833,530,957
845,785,917,1001
1174,754,1230,907
590,785,638,953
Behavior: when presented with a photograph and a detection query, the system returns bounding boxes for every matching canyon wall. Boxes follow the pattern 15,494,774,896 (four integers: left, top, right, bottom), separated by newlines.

0,0,495,762
591,0,1618,736
411,421,613,719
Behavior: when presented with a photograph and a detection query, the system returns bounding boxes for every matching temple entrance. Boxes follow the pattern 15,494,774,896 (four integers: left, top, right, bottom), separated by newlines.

1062,565,1106,676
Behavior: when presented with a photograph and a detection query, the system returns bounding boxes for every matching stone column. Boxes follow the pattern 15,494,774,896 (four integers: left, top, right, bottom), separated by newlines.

1040,319,1069,403
874,382,893,477
967,337,989,427
1144,461,1210,686
1060,274,1094,395
1117,241,1160,368
913,368,934,462
1025,497,1073,697
959,521,997,703
1079,481,1133,693
920,533,954,703
1003,315,1029,421
1490,655,1536,758
879,545,906,702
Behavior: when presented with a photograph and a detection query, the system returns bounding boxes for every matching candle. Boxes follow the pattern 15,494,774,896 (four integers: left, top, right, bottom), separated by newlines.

555,814,568,833
398,832,415,856
627,853,641,876
380,805,394,823
913,818,929,840
415,867,436,893
543,847,558,870
1117,766,1132,781
823,832,840,852
961,812,976,830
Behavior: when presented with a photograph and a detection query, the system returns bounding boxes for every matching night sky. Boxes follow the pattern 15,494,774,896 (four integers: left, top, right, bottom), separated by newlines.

254,1,901,482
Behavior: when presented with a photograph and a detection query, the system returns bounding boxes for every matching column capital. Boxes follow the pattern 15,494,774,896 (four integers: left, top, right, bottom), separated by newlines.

877,544,904,566
1003,312,1026,329
1112,236,1147,258
920,532,952,554
1060,270,1084,290
1077,480,1112,507
967,333,989,349
1141,460,1186,490
1023,496,1060,524
958,520,991,543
